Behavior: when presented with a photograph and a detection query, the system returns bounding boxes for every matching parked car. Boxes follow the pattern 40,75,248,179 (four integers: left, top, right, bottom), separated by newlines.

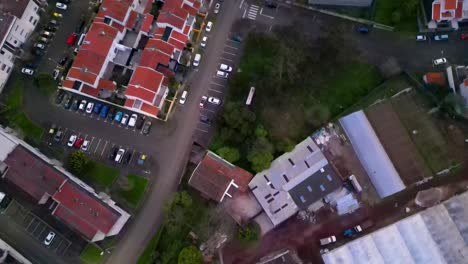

54,130,63,142
136,116,145,129
120,114,129,125
49,20,59,26
38,37,50,43
59,56,68,66
107,108,115,121
55,90,65,104
67,134,77,147
34,43,46,49
356,26,369,34
115,148,125,163
110,147,119,160
81,140,90,151
44,232,55,246
123,151,132,165
319,236,336,246
343,220,373,237
200,36,208,47
128,114,138,127
460,33,468,40
53,12,63,18
200,115,211,124
231,35,242,43
114,111,123,122
34,49,45,56
416,35,427,41
216,70,228,79
199,96,207,107
214,3,220,14
41,31,53,38
219,63,232,72
45,25,58,32
142,121,152,135
208,96,221,105
66,33,78,45
433,57,447,65
21,68,34,75
63,96,73,109
71,99,79,111
52,69,60,80
93,103,102,114
179,90,188,104
433,34,449,41
206,21,213,32
193,53,201,67
73,137,84,149
78,100,87,111
48,124,57,135
56,3,67,10
85,102,94,114
99,105,109,118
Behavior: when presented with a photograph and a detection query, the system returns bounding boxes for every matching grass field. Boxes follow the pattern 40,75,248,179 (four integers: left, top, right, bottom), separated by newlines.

80,243,103,264
137,227,163,264
391,91,457,173
117,174,148,208
83,162,120,188
373,0,418,33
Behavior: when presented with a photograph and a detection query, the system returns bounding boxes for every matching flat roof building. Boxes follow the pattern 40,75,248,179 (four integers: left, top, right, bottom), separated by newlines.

249,136,341,226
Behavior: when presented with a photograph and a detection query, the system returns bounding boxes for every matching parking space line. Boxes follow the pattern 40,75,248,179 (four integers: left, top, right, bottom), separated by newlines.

209,88,223,93
223,50,237,56
100,141,109,157
220,57,235,62
196,127,209,133
204,108,216,113
89,136,95,147
93,139,102,154
211,81,225,87
224,44,238,50
129,149,137,165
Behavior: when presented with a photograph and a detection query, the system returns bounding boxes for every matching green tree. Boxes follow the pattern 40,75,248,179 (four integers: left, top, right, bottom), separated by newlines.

275,137,295,153
305,104,331,127
237,223,260,244
391,10,402,24
67,151,89,175
254,125,268,138
178,246,203,264
216,147,240,163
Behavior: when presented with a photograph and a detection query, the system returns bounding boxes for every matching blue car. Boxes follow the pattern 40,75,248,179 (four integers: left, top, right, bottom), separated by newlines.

93,103,102,114
114,111,123,122
356,26,369,34
99,105,109,118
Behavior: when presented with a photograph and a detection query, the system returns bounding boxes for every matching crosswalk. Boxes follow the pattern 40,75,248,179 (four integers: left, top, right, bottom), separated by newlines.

247,5,259,20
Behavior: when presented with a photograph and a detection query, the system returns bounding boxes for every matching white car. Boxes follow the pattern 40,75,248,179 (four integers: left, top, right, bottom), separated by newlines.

193,53,201,67
56,3,67,10
85,102,94,114
416,35,427,42
216,70,229,79
214,3,220,14
34,43,46,49
115,148,125,163
206,21,213,32
44,232,55,246
433,57,447,65
200,36,208,48
128,114,138,127
21,68,34,75
179,90,188,104
121,114,129,125
67,135,77,147
78,100,87,111
53,69,60,80
219,64,232,72
208,96,221,105
81,140,90,151
200,96,207,107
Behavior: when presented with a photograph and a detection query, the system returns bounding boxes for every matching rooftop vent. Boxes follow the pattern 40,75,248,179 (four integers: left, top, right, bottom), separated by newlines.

100,31,106,36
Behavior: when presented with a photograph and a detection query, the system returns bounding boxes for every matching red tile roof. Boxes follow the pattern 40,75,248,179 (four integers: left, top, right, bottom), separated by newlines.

168,37,186,50
171,30,189,43
126,10,139,29
68,68,99,86
141,14,154,33
139,49,171,68
81,84,100,97
128,66,164,93
126,84,158,103
97,0,133,23
98,79,117,92
182,3,198,16
424,72,446,86
433,3,441,20
157,12,185,30
3,146,66,202
455,1,464,18
52,181,121,240
444,0,457,10
189,151,254,201
442,11,453,17
183,24,191,35
146,38,175,56
141,103,160,116
62,79,76,90
161,0,184,11
124,98,135,108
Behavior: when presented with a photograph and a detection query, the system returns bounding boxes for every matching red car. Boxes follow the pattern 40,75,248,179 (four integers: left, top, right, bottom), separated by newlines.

461,33,468,40
73,137,84,149
66,33,78,45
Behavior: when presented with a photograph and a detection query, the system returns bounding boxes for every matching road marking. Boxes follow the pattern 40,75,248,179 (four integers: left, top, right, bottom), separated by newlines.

89,136,95,147
211,81,225,87
129,149,136,164
196,127,209,133
223,50,237,56
209,88,223,93
225,44,238,50
239,0,245,8
94,138,102,154
220,57,235,62
259,8,275,19
100,141,109,157
247,5,259,20
242,8,247,18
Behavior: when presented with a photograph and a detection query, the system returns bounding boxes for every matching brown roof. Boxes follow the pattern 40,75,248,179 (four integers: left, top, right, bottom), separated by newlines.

189,151,253,201
1,0,32,18
423,72,446,86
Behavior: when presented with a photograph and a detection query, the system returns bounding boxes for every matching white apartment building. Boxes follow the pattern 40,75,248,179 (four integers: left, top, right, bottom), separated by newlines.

0,14,16,93
1,0,40,47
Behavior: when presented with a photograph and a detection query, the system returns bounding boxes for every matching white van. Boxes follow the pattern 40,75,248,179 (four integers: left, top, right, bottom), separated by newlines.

193,54,201,67
115,148,125,163
216,70,228,79
319,236,336,246
179,90,188,104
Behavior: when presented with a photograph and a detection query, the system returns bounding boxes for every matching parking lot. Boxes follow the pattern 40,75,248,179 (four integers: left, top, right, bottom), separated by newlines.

3,200,71,256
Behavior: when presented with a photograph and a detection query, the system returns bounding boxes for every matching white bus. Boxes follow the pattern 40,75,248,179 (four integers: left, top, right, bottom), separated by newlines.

245,86,255,106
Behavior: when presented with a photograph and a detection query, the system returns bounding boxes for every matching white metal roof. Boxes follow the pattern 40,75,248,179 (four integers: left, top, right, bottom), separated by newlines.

339,111,405,198
0,128,19,161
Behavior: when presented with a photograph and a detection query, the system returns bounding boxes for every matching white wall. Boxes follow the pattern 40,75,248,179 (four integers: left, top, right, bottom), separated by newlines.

6,0,39,47
0,47,15,93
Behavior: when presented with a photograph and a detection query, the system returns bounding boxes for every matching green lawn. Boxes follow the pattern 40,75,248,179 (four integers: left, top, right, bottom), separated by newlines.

80,243,103,264
137,227,163,264
8,113,44,143
373,0,418,33
117,174,148,208
83,162,119,188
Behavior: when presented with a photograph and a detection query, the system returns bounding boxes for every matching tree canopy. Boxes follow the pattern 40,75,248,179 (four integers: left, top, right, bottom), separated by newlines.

178,246,203,264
